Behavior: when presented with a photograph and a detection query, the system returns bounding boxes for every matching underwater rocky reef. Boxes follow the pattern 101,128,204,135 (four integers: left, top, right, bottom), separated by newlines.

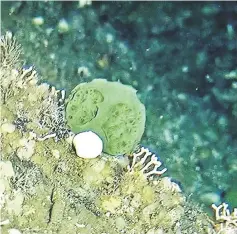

0,30,237,234
0,1,237,234
1,2,237,212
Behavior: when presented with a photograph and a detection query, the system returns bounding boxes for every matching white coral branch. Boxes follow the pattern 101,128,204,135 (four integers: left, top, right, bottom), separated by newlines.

128,147,167,178
212,202,237,229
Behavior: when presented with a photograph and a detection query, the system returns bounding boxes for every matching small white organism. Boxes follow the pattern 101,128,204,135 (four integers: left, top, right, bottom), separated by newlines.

73,131,103,159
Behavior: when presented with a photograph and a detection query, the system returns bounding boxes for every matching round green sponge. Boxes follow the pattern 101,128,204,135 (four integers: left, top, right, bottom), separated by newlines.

65,79,146,155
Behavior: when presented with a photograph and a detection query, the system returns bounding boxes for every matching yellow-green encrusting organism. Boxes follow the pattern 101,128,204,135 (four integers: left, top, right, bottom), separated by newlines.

66,79,146,155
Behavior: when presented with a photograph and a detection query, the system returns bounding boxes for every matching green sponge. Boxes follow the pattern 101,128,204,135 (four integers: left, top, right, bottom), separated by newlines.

66,79,146,155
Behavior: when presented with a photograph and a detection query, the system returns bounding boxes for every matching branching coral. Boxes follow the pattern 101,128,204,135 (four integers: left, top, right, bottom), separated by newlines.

0,31,22,69
1,32,69,144
128,146,167,178
212,202,237,233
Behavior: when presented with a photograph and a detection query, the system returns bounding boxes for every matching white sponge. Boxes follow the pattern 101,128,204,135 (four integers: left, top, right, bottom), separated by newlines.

73,131,103,158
